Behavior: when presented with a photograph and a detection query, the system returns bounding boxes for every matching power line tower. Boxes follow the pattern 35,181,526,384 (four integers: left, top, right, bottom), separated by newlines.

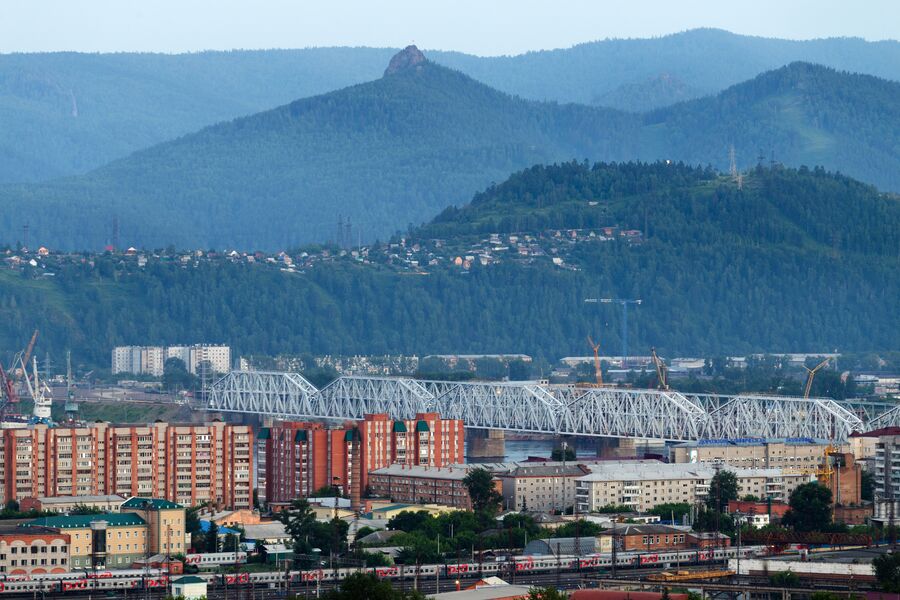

584,298,642,369
729,145,737,179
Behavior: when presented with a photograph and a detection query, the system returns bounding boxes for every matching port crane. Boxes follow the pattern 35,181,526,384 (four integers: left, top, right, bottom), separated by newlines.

587,336,603,386
584,297,641,368
651,347,669,391
803,358,829,399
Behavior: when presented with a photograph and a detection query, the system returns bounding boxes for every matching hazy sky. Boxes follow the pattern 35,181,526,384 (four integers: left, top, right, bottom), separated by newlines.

2,0,897,55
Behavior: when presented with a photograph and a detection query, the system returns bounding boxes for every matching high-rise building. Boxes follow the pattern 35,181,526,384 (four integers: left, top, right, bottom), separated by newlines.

112,344,231,376
873,429,900,526
0,422,252,510
111,346,165,376
257,413,464,506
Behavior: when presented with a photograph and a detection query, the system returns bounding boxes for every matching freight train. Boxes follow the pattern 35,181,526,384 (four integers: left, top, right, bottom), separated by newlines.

0,546,764,595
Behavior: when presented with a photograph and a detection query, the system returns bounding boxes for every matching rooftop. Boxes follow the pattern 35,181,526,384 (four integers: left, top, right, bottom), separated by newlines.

32,494,125,506
121,497,182,510
27,513,146,529
370,463,472,480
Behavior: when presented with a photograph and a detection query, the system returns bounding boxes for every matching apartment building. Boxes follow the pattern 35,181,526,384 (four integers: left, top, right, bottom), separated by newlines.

0,523,70,576
112,346,165,376
495,463,591,512
575,463,810,513
257,413,464,505
367,464,493,509
112,344,231,376
671,438,837,470
0,422,252,510
873,429,900,526
20,495,126,514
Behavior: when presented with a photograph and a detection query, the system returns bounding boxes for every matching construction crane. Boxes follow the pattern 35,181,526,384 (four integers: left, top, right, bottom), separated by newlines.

584,297,642,368
11,329,38,381
587,336,603,386
803,358,829,399
651,347,669,391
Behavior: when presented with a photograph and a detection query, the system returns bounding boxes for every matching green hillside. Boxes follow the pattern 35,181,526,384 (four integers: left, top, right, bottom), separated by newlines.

2,29,898,183
1,163,897,368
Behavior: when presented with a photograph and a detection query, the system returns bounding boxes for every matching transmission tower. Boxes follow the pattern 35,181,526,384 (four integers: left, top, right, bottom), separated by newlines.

729,145,737,179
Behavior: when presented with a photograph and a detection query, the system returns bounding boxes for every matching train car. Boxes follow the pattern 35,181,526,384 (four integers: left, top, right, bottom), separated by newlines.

185,551,248,568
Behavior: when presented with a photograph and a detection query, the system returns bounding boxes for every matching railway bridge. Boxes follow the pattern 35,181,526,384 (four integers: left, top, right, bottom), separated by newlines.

205,371,890,443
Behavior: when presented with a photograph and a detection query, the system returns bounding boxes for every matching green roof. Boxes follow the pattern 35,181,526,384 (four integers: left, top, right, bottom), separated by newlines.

173,576,207,585
27,513,146,529
295,430,308,442
257,427,271,440
393,421,407,433
121,497,182,510
415,421,430,432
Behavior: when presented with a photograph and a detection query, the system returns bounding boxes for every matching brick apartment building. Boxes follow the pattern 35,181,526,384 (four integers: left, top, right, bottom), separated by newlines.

367,464,497,509
257,413,464,504
0,422,253,509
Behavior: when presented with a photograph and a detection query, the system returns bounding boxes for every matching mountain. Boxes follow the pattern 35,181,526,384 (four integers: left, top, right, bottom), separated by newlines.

436,28,900,107
2,29,898,183
0,47,640,250
0,47,395,183
1,53,898,251
2,163,897,369
593,74,701,112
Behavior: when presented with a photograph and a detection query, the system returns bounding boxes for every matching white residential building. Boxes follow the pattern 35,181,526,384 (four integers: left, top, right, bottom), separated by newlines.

113,344,231,376
575,462,811,513
873,430,900,526
111,346,165,376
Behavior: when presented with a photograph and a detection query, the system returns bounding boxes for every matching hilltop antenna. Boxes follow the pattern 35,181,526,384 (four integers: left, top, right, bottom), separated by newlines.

345,217,352,251
22,224,29,251
729,145,737,179
112,215,119,251
337,215,344,249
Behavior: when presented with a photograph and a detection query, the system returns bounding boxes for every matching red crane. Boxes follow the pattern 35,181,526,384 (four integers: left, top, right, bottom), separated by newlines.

0,360,20,421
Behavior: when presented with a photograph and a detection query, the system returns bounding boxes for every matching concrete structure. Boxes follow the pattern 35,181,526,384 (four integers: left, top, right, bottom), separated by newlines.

257,412,464,504
873,429,900,526
171,575,208,600
0,422,253,510
167,344,231,375
0,522,70,576
27,513,148,569
575,463,811,513
495,462,591,512
368,464,495,509
726,500,790,522
671,437,837,470
121,498,186,557
828,452,863,507
20,494,126,514
112,346,165,377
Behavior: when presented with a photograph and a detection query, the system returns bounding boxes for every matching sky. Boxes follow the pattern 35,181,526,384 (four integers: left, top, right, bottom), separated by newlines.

2,0,897,55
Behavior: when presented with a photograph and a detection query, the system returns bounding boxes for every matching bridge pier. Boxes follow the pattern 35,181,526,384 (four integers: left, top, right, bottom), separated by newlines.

467,429,505,461
596,437,638,459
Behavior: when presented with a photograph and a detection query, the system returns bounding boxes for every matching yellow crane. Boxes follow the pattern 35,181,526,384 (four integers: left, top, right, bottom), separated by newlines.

651,347,669,391
803,358,829,399
587,336,603,386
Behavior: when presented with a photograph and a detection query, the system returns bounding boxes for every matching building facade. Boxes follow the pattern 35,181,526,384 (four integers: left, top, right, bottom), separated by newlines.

0,422,252,510
367,464,494,509
873,431,900,526
122,497,187,557
671,438,837,470
496,463,591,512
112,344,231,376
20,495,126,514
575,463,810,513
0,524,70,576
27,513,149,570
257,413,464,505
112,346,165,377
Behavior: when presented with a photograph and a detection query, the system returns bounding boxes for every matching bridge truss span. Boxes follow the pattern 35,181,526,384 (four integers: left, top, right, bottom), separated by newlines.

206,372,872,441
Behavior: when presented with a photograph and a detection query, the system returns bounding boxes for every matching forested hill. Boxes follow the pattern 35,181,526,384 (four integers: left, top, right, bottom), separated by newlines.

0,163,897,368
1,55,899,251
0,49,640,250
3,30,898,183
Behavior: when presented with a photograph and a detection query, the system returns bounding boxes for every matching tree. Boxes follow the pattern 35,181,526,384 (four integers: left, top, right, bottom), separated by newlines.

782,483,832,532
163,357,195,391
862,470,875,502
769,571,800,587
205,521,219,553
873,551,900,592
551,444,576,461
649,503,692,521
706,470,738,513
70,504,105,515
277,498,317,554
322,572,425,600
527,587,568,600
463,468,502,514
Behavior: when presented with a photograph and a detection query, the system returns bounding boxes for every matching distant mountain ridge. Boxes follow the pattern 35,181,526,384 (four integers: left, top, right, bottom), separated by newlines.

0,53,898,250
1,29,899,182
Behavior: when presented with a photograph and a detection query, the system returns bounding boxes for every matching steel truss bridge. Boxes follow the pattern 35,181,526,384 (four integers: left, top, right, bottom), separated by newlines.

206,371,895,442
